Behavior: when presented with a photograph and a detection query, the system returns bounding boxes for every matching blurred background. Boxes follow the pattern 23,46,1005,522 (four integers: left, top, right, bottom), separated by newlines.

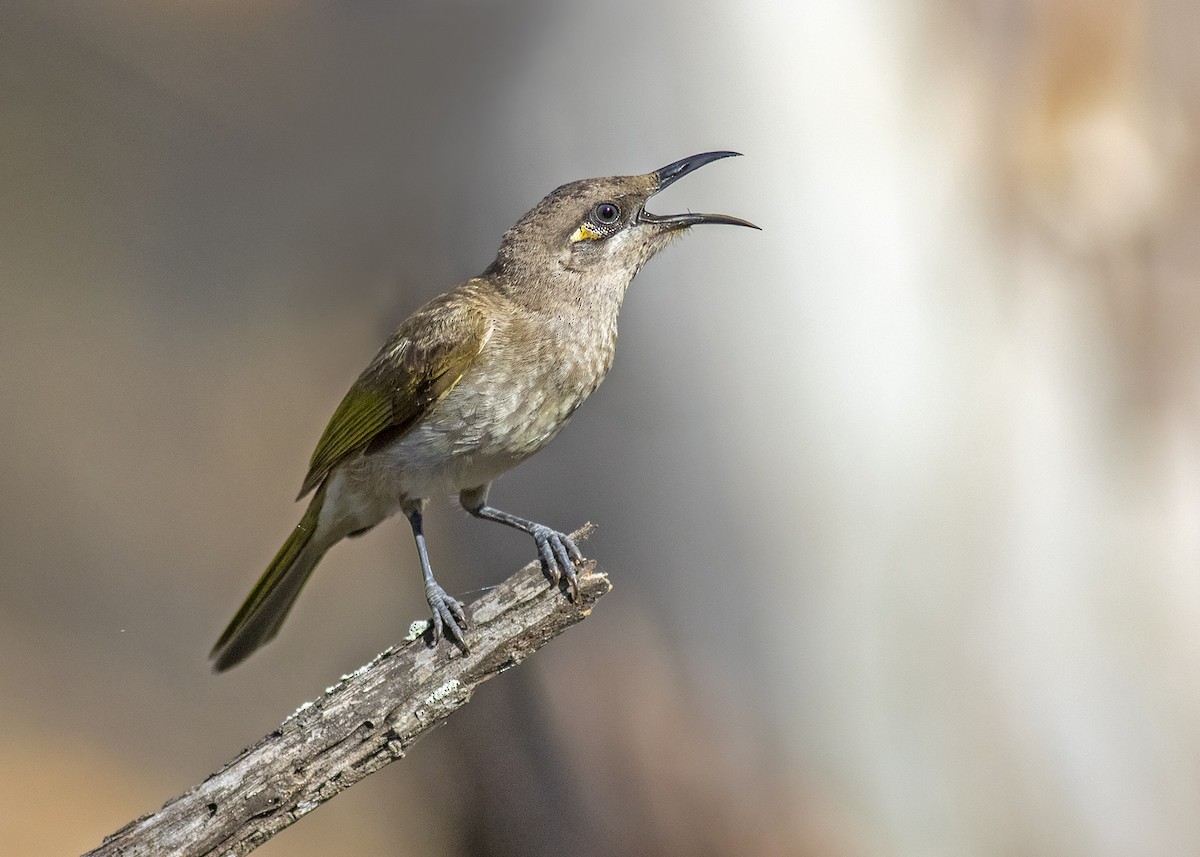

3,1,1199,855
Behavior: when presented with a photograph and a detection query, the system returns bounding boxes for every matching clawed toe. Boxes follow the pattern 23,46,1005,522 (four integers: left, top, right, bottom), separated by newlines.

532,526,583,600
464,505,586,602
425,584,470,654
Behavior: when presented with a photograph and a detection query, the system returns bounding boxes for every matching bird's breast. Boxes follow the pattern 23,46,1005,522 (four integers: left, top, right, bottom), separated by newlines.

366,310,619,499
457,311,618,455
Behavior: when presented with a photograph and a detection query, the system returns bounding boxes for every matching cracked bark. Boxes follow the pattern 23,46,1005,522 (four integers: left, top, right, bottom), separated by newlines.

84,526,607,857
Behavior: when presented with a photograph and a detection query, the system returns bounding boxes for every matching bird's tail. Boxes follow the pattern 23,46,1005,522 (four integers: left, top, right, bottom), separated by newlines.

210,483,329,672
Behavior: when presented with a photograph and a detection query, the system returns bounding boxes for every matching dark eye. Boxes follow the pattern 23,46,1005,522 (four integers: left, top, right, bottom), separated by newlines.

593,201,621,225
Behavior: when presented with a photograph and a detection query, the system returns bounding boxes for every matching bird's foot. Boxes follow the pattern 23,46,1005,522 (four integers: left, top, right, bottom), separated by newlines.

425,583,469,654
531,524,584,600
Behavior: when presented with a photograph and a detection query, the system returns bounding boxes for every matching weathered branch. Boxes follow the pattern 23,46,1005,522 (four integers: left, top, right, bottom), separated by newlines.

86,526,607,857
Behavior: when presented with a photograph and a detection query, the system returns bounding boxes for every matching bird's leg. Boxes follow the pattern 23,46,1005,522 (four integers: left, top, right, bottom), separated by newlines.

460,486,584,599
405,505,469,653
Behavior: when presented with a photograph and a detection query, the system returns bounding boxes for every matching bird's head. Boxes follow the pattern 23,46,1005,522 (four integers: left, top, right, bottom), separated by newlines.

489,151,757,288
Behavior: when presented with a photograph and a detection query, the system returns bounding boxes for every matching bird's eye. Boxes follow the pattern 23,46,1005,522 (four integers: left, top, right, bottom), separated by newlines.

593,202,621,225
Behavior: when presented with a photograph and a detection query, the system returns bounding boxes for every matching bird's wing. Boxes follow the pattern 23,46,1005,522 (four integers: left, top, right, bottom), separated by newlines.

297,295,493,498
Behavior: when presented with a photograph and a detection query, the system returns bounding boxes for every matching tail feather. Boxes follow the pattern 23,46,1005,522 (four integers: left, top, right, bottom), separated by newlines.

211,484,328,671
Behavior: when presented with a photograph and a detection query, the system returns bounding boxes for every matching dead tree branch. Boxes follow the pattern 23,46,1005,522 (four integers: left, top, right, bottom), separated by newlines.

85,526,607,857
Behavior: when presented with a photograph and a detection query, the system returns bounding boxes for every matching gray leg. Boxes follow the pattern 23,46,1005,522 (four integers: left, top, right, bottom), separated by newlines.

460,485,584,599
406,506,469,652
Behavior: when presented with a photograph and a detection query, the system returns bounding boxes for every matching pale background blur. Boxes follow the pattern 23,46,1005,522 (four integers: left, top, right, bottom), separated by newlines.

3,2,1199,855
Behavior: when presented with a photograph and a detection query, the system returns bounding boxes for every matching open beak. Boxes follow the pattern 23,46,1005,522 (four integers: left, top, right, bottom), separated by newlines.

637,151,760,231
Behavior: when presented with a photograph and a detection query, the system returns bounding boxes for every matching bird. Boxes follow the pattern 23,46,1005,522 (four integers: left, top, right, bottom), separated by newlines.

210,151,756,671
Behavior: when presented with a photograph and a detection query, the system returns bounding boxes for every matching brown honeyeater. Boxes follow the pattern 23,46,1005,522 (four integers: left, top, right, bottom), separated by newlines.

211,151,756,671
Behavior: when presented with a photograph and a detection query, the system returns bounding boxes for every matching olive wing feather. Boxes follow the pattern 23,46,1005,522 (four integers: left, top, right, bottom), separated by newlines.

297,299,492,499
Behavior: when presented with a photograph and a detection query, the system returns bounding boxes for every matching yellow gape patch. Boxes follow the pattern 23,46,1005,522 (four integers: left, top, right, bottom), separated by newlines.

570,224,602,242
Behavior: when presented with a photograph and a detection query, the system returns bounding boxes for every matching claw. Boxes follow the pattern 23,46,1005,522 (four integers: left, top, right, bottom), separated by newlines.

531,525,584,600
425,584,470,655
549,536,578,600
537,536,560,585
560,558,580,601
